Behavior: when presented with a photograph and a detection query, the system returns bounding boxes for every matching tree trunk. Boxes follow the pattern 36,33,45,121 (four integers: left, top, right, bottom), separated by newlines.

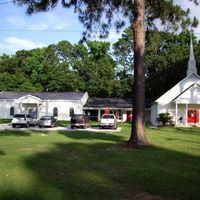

128,0,148,146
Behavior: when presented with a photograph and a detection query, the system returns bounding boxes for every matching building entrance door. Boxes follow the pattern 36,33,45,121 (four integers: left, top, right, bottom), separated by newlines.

28,108,37,119
188,109,199,124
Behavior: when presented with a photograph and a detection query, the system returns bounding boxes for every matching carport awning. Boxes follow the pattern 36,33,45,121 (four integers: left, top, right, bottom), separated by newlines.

84,98,132,110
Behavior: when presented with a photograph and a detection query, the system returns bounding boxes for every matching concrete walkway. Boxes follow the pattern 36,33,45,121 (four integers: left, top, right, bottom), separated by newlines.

0,124,122,133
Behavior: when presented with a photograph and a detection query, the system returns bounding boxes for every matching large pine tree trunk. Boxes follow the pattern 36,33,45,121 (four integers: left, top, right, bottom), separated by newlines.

128,0,148,146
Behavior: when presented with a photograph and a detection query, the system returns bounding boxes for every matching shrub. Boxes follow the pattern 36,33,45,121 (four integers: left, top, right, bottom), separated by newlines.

157,113,172,126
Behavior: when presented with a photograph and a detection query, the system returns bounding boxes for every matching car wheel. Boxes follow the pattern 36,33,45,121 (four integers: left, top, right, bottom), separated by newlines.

12,124,15,128
71,125,74,129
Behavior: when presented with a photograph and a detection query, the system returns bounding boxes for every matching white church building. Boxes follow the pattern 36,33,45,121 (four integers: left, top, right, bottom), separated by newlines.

0,92,89,120
150,37,200,126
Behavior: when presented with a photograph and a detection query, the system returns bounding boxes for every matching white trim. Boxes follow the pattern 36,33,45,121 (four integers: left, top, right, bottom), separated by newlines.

18,95,42,101
175,102,178,126
185,104,188,125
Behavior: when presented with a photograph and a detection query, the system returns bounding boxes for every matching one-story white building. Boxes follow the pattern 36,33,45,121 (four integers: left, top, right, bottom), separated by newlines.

0,91,89,120
150,37,200,126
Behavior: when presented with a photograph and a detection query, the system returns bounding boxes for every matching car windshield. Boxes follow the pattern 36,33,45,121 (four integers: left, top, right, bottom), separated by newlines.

72,115,83,120
102,115,114,119
14,114,25,118
41,116,51,120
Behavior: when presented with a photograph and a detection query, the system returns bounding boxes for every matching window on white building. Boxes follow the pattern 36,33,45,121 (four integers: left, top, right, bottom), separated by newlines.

10,107,14,116
53,107,58,117
69,108,74,117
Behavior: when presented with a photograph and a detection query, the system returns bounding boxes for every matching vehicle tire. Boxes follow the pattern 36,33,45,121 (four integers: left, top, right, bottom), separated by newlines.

12,124,15,128
71,125,74,129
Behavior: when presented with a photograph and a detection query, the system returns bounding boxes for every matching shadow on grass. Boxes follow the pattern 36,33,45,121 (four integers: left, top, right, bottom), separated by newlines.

0,131,199,200
0,190,42,200
0,150,5,155
58,130,124,142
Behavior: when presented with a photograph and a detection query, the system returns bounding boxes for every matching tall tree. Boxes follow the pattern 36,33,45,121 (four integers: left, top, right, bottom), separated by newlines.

72,41,115,97
14,0,199,146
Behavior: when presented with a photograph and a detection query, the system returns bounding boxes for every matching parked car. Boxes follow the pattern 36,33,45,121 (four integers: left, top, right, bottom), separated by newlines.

39,116,57,128
12,114,36,128
99,114,117,129
70,114,90,129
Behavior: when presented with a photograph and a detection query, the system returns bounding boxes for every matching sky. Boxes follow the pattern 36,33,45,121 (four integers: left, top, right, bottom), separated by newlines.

0,0,200,55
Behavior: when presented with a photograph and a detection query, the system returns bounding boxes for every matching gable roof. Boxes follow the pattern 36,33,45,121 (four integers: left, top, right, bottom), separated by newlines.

171,83,195,102
172,82,200,103
155,73,200,104
0,91,87,100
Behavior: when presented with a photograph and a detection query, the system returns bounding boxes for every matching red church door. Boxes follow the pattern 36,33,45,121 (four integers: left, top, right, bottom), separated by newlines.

126,111,132,122
188,110,199,124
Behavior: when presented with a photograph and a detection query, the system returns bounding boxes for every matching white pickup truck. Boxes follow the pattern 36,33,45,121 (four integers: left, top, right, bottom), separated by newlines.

99,114,117,129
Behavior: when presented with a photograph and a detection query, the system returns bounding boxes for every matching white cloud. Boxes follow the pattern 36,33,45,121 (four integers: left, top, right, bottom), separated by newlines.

45,13,72,30
6,13,73,31
0,37,45,54
6,16,27,26
28,22,48,30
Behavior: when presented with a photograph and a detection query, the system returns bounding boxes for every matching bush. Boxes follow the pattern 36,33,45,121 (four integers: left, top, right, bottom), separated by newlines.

157,113,172,126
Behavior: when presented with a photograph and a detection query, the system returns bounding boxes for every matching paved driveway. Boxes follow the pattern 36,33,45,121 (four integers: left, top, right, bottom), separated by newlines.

0,124,121,132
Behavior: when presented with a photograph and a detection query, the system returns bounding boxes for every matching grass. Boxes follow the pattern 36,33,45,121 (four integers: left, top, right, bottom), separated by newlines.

0,124,199,200
56,120,70,127
0,118,11,124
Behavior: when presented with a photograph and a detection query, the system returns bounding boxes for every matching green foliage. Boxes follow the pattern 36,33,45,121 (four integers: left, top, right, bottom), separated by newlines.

157,112,173,126
113,29,200,99
0,40,115,97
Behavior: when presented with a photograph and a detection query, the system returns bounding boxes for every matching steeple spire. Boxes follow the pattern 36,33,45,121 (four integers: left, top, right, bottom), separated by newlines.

187,33,197,76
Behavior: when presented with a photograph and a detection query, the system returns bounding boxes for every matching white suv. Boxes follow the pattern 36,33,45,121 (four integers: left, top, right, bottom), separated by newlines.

12,114,36,128
99,114,117,129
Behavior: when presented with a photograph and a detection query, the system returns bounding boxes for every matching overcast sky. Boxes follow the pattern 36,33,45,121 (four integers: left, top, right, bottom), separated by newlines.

0,0,199,55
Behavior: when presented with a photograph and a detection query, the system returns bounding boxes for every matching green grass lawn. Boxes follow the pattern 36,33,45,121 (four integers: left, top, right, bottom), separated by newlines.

0,118,11,124
0,125,199,200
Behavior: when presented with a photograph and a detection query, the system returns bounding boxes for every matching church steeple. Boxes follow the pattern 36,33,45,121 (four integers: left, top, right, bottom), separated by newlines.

187,34,197,76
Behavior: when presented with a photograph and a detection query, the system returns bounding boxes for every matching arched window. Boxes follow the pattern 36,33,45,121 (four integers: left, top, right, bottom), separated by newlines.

69,108,74,117
53,107,58,117
10,107,14,116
